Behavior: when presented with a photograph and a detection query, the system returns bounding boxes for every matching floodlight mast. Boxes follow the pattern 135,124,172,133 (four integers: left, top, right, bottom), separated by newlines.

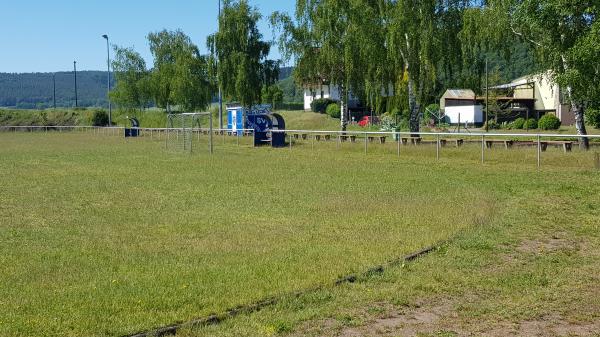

102,34,112,126
217,0,223,131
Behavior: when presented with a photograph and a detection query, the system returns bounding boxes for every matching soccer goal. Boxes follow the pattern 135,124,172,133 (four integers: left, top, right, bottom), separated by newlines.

166,112,213,154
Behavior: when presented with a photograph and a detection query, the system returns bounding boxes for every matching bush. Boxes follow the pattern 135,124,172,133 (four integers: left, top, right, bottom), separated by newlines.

424,104,440,121
510,117,526,130
484,119,500,130
310,98,337,113
524,118,538,130
326,103,340,118
92,109,109,126
585,108,600,128
538,114,561,130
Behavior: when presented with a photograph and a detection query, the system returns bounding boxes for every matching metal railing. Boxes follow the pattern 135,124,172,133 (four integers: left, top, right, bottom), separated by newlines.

2,125,599,168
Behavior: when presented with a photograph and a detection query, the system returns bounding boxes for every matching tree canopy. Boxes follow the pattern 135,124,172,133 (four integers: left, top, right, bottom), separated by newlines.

208,0,279,109
148,30,214,112
463,0,599,148
110,46,151,111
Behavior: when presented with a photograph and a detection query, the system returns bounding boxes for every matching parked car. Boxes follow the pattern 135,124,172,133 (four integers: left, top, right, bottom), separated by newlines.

358,116,379,127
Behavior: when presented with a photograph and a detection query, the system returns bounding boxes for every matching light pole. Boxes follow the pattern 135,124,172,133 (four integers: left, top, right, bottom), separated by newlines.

102,34,112,125
217,0,223,130
52,73,56,109
74,61,78,107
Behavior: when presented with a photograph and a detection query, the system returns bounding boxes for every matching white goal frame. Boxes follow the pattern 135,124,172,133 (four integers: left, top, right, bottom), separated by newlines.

166,112,213,154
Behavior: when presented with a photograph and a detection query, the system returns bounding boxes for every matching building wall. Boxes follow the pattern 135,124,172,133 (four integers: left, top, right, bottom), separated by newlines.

512,74,560,112
444,105,484,124
304,85,340,110
303,85,362,111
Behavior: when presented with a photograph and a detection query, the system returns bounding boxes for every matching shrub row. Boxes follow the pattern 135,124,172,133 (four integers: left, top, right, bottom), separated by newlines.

310,98,337,114
310,98,341,119
586,108,600,129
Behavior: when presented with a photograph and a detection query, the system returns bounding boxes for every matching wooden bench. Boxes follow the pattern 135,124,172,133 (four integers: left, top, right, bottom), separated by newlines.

485,139,514,149
540,141,573,153
401,137,422,145
453,139,464,147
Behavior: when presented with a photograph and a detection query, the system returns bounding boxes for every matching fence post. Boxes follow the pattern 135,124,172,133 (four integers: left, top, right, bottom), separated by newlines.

537,134,541,169
436,134,440,161
595,152,600,170
364,132,368,155
289,133,292,150
397,132,401,157
481,135,485,164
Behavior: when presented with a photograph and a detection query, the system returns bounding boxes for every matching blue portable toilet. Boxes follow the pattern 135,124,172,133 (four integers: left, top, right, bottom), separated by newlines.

226,104,286,147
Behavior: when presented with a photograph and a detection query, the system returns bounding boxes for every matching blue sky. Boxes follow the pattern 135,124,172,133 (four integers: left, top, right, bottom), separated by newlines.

0,1,295,73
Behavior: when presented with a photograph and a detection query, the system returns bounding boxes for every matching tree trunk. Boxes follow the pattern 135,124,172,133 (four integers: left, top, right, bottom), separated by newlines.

572,99,589,150
408,76,420,135
561,55,589,150
565,85,589,150
340,84,348,132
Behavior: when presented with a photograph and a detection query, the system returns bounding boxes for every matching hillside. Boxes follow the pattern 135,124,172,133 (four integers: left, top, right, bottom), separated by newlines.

0,71,113,109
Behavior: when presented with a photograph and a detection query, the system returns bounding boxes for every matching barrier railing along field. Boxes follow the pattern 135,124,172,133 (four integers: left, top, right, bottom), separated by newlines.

2,125,599,169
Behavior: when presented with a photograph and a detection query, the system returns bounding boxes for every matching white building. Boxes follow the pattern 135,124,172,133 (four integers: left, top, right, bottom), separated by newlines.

439,89,484,125
303,84,359,111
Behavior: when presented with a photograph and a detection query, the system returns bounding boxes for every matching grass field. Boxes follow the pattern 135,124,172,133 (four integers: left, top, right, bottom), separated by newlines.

1,131,599,337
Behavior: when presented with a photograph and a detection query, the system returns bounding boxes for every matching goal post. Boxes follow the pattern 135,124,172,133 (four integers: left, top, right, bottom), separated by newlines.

166,112,213,154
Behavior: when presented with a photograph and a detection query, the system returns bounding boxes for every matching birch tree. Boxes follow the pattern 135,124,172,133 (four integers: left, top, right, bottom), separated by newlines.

148,29,214,112
464,0,599,149
273,0,467,132
387,0,469,133
110,46,151,111
208,0,279,110
273,0,386,131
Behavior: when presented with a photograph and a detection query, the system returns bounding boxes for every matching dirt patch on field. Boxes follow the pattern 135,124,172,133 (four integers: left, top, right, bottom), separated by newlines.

516,233,579,254
293,299,600,337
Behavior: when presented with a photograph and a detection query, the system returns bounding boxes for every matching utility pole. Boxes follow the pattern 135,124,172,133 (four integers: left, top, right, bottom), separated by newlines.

485,58,489,132
217,0,223,130
53,73,56,109
74,61,78,108
102,35,112,125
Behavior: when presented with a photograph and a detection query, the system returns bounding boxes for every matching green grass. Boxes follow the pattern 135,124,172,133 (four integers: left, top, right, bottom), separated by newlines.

1,131,599,337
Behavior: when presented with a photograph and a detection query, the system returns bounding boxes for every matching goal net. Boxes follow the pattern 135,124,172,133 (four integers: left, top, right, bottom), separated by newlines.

166,112,213,153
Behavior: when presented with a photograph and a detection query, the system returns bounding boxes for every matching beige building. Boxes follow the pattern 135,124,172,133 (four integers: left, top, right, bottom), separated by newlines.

492,73,574,125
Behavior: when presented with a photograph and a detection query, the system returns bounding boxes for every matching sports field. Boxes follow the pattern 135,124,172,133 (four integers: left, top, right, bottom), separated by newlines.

1,131,599,337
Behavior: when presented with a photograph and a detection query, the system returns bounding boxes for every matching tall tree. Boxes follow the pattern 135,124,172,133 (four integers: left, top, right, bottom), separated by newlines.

272,0,385,130
208,0,279,110
110,46,151,111
273,0,467,132
463,1,599,149
387,0,469,133
148,29,214,112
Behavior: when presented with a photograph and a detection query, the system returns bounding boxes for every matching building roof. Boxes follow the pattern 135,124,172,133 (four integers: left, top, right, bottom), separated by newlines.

442,89,476,100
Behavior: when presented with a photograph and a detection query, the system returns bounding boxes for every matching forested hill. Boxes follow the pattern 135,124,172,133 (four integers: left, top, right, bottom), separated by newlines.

0,69,294,109
0,71,113,109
